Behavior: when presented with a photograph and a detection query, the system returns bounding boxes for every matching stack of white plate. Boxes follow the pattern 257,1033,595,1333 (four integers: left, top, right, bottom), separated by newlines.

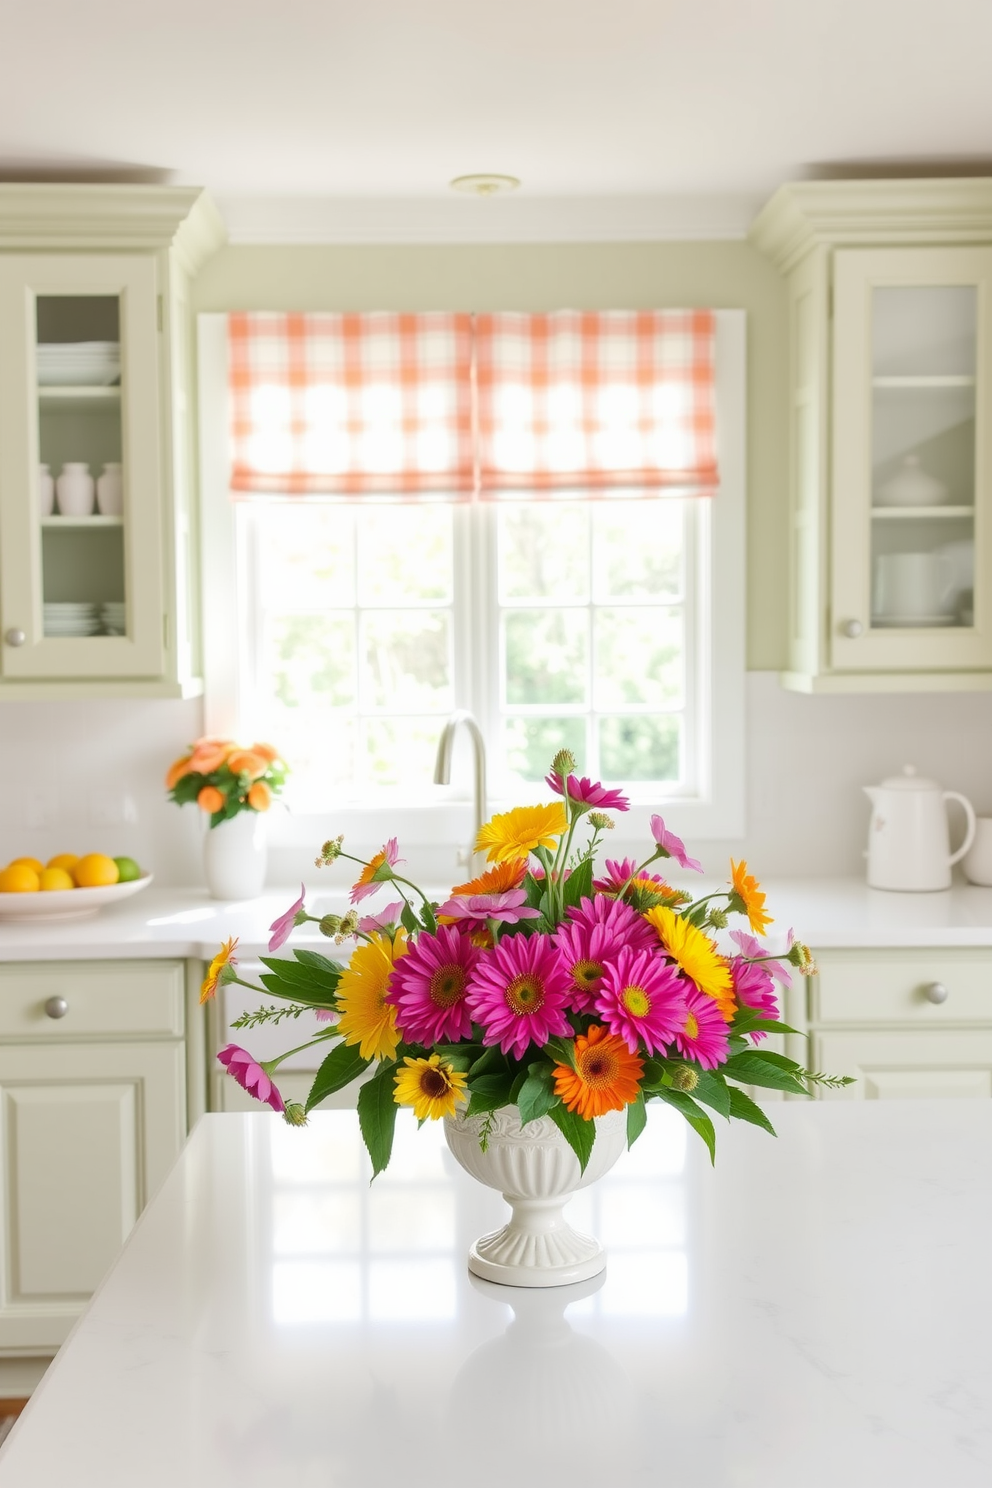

100,602,126,636
36,342,121,388
43,602,101,637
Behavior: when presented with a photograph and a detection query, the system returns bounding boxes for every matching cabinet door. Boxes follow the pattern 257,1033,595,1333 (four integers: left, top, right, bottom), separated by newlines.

0,1040,185,1350
831,246,992,673
813,1029,992,1100
0,254,166,680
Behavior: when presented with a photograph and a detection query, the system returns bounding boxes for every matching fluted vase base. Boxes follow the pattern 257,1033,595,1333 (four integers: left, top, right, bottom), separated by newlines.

468,1195,606,1288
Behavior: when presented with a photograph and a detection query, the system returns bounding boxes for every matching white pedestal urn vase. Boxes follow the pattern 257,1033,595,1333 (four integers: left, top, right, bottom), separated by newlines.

444,1104,627,1287
203,810,267,900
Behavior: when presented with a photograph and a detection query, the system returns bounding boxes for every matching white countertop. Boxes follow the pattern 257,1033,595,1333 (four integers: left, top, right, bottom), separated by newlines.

4,879,992,961
1,1102,990,1487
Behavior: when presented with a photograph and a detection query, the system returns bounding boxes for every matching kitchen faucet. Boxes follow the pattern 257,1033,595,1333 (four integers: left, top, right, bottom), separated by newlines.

434,710,487,875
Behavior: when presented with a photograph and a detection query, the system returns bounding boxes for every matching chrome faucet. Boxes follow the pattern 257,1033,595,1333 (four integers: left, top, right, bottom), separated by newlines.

434,710,487,875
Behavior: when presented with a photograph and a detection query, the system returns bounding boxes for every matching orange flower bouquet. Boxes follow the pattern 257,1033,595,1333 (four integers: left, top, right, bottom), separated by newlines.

165,737,288,826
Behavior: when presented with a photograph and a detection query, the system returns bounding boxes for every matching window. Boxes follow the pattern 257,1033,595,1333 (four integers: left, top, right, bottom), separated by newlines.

198,311,744,849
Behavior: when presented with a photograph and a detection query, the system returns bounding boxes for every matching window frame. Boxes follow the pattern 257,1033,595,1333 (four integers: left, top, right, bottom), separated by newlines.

196,310,746,865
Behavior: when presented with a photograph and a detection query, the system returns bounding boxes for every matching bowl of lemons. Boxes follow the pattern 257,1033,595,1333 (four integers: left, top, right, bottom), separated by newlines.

0,853,152,922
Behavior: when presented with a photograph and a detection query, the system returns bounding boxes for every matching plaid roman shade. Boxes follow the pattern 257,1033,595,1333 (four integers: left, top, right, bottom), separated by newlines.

228,311,475,496
228,309,718,499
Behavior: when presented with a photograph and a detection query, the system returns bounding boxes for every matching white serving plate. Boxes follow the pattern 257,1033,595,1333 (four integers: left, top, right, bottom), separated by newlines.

0,874,153,923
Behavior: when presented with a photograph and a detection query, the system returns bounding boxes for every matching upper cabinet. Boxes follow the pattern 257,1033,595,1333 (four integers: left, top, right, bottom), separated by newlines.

751,181,992,692
0,187,225,698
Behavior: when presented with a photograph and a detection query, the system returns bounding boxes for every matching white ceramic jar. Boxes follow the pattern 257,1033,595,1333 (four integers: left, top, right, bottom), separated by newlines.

56,463,94,517
38,464,54,517
96,462,123,516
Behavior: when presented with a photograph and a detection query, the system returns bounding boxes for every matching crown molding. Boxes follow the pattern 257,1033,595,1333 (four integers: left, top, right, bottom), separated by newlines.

750,179,992,272
0,184,226,269
214,192,760,245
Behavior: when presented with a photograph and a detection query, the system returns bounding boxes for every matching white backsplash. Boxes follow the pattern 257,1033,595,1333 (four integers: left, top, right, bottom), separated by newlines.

1,674,991,887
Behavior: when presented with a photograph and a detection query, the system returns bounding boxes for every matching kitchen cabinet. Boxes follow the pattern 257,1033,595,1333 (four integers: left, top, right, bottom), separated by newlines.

791,946,992,1099
0,959,203,1352
750,180,992,692
0,186,225,698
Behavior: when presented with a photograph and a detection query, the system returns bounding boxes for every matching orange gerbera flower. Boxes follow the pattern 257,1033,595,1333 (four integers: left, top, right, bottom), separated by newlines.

200,937,238,1004
227,749,268,780
197,785,225,813
188,738,235,774
553,1024,643,1120
247,780,271,811
451,859,528,896
730,859,773,936
165,755,193,789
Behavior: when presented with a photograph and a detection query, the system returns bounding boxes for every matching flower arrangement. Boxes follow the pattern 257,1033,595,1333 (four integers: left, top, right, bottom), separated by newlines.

203,751,850,1175
166,738,287,826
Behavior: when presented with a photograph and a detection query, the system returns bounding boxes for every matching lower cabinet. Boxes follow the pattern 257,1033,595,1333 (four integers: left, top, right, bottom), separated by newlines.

0,961,190,1352
801,948,992,1100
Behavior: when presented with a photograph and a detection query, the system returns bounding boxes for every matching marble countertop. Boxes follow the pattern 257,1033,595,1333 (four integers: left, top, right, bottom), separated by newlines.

3,879,992,962
1,1102,990,1487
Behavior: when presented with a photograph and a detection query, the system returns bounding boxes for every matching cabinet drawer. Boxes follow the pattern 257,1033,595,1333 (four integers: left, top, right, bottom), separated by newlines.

813,1029,992,1100
812,948,992,1025
0,962,184,1039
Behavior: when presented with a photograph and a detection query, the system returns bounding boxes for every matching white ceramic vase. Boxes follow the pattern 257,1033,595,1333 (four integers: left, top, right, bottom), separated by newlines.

56,462,94,517
38,464,55,517
96,462,123,516
444,1104,627,1287
203,810,267,900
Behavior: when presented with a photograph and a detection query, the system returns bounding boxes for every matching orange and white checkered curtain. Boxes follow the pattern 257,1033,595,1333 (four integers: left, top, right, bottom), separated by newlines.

227,309,718,499
228,311,475,497
475,310,718,496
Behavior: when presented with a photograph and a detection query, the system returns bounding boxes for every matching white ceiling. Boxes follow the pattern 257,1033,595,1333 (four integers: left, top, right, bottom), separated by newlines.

3,0,992,240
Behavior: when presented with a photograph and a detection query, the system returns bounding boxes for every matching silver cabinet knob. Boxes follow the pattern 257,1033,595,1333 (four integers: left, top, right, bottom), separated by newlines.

4,628,26,647
924,981,949,1005
43,996,68,1019
841,619,863,639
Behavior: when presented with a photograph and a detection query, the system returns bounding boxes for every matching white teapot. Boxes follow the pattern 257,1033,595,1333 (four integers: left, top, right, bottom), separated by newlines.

864,766,976,891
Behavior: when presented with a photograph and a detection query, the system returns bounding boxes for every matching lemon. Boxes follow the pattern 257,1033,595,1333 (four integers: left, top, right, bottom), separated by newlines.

73,853,120,888
39,867,75,892
47,853,79,872
8,856,44,874
113,856,142,883
0,864,40,893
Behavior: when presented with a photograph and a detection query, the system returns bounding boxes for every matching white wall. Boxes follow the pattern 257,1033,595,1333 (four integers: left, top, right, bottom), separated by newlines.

1,675,989,888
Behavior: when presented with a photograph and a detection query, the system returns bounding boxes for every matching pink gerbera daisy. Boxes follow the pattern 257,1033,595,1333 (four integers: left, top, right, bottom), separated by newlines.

568,893,657,951
545,771,630,813
670,988,731,1070
217,1044,285,1113
466,933,572,1059
435,889,541,925
730,928,793,988
728,955,780,1042
650,815,703,873
595,945,686,1054
386,924,480,1044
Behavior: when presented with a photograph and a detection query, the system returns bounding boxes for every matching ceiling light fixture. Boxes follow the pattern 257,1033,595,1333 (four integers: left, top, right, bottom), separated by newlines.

449,174,520,197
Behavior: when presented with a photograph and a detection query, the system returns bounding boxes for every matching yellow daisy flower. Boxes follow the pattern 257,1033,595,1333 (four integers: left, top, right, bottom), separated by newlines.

393,1053,467,1121
643,905,735,1018
475,803,568,863
730,859,773,936
337,931,407,1061
200,937,238,1004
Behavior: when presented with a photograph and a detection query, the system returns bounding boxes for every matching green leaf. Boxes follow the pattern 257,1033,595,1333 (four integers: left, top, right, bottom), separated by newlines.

741,1048,804,1070
420,901,438,933
259,955,340,996
561,856,594,912
656,1087,717,1164
434,1043,482,1072
690,1070,732,1119
465,1072,516,1117
547,1103,596,1174
523,873,546,910
257,971,340,1009
722,1052,809,1095
727,1085,778,1136
730,1007,801,1039
400,902,419,936
538,890,554,922
626,1092,648,1148
640,1055,676,1092
543,1036,577,1071
468,1045,506,1079
293,949,344,979
305,1042,371,1111
516,1063,556,1126
357,1067,399,1178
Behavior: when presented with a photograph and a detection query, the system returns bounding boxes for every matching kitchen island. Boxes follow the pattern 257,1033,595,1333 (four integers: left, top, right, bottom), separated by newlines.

0,1102,989,1487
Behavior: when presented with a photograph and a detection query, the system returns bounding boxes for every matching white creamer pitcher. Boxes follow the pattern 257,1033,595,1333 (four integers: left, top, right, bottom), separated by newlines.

864,766,976,892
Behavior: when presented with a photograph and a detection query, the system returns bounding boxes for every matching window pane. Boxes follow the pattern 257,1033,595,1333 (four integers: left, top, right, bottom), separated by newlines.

505,717,587,784
504,610,588,705
497,504,589,601
357,506,453,604
265,614,356,708
599,715,681,781
594,607,683,709
362,611,452,710
258,506,356,608
593,502,683,600
364,718,447,787
276,712,356,795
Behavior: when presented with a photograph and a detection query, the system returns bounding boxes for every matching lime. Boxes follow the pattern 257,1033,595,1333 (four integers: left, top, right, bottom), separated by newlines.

113,856,142,883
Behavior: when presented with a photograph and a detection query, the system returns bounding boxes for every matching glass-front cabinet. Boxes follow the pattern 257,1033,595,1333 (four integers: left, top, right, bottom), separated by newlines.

0,255,165,679
831,246,992,674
